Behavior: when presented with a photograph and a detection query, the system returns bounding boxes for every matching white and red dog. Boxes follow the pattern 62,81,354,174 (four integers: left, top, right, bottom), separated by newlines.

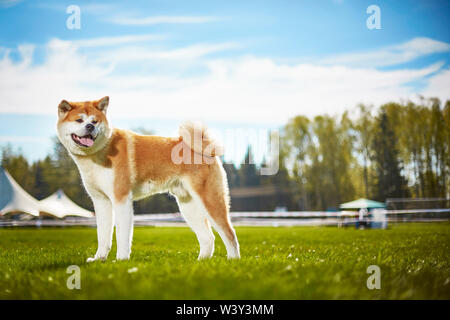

57,96,240,261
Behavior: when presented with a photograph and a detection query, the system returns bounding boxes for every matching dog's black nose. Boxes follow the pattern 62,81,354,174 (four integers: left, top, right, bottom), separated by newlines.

85,124,95,132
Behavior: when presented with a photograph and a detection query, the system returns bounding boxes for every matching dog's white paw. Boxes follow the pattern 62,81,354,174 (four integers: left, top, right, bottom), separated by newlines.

197,253,213,260
86,254,108,263
86,256,97,263
116,253,130,261
116,256,130,261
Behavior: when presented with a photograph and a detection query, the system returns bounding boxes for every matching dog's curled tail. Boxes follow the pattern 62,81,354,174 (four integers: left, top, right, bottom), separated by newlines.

179,121,224,157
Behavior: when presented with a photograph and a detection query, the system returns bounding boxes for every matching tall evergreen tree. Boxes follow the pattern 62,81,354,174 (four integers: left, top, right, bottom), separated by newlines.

373,111,409,201
239,146,260,186
222,160,240,188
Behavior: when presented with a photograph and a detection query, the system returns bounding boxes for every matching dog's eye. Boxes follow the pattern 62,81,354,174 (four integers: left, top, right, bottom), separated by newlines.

76,119,83,123
92,120,98,124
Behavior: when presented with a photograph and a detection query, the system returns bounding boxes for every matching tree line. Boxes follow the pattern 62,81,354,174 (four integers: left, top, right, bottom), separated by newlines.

1,98,449,213
280,98,450,210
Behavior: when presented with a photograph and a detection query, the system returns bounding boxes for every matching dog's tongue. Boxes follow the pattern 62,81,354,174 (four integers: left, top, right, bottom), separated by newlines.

80,136,94,147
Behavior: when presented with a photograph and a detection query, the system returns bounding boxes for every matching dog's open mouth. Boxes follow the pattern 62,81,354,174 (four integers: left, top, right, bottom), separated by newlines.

71,134,95,147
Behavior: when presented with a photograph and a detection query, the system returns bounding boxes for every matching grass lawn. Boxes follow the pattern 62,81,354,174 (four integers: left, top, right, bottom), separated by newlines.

0,222,449,299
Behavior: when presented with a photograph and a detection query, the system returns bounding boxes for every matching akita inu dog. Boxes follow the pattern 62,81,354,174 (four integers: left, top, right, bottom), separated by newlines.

56,96,240,261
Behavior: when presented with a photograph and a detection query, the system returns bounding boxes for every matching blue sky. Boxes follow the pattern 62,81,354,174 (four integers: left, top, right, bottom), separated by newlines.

0,0,449,163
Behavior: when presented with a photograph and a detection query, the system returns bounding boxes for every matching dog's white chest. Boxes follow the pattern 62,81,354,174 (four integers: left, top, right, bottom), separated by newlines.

73,157,114,198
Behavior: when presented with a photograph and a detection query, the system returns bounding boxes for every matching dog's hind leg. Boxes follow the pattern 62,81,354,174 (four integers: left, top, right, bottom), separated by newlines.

178,199,215,259
187,164,240,259
200,195,240,259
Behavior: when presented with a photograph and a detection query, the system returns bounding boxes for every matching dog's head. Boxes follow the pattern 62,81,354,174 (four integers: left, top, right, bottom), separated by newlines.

57,96,112,156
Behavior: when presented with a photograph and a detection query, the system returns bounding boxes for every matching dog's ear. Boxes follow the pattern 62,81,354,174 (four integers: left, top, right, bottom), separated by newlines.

58,100,72,118
96,96,109,114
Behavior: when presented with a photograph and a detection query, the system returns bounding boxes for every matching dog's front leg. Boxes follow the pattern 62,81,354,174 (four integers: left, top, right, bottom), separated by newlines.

87,196,114,262
114,195,134,261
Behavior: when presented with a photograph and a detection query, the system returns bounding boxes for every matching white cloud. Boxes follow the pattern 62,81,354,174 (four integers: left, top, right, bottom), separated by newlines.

34,2,117,14
109,15,222,26
420,68,450,101
0,136,49,143
39,36,238,65
0,0,22,8
73,34,166,48
0,38,448,126
320,37,450,68
33,3,220,25
95,42,240,63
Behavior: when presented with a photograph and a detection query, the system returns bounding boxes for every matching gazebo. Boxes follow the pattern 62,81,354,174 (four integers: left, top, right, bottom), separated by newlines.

339,198,387,229
339,198,386,210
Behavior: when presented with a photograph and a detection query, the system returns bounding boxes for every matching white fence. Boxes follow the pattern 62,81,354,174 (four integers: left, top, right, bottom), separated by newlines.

1,208,449,227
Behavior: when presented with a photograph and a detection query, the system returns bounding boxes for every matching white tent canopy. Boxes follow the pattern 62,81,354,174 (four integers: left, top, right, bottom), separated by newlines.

0,166,40,217
39,189,93,218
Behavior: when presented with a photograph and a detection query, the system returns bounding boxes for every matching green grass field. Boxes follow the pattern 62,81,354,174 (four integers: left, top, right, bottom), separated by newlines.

0,222,449,299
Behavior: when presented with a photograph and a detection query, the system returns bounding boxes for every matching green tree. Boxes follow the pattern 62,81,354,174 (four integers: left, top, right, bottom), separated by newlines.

372,110,409,201
238,146,260,186
1,145,34,194
281,115,311,209
353,104,376,198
